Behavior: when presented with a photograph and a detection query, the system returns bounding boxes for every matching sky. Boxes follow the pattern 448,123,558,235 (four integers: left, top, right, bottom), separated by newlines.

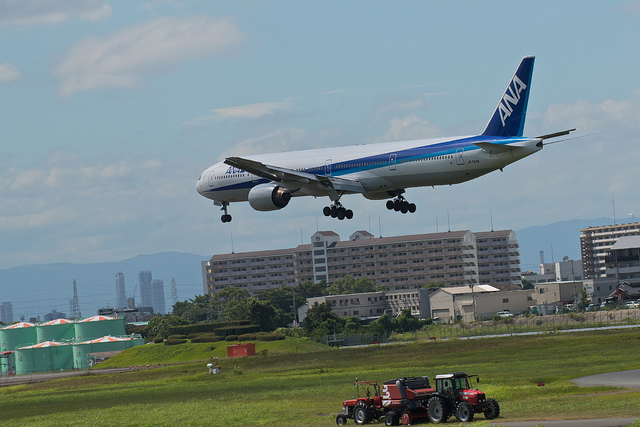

1,0,640,273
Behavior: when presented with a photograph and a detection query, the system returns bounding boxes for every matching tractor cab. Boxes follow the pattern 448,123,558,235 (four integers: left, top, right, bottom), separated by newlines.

434,372,484,406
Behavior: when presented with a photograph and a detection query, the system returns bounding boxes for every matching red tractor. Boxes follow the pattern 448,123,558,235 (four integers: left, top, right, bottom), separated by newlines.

336,373,499,425
426,372,500,423
337,376,435,425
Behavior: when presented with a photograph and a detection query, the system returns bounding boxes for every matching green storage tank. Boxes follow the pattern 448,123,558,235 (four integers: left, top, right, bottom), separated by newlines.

15,342,73,375
73,336,143,369
37,319,76,343
1,322,37,353
74,316,125,342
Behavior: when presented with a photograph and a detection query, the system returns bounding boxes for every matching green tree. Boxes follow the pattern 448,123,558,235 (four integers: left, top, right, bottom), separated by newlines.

368,313,393,335
172,295,214,323
145,315,189,341
303,302,345,337
327,276,383,295
395,308,420,332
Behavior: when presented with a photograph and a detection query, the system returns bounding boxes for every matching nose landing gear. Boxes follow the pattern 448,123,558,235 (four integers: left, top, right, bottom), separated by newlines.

322,202,353,220
386,196,416,214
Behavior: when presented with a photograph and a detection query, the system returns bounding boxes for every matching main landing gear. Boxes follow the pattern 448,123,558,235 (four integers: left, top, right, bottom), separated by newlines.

386,196,416,214
220,202,232,223
322,202,353,220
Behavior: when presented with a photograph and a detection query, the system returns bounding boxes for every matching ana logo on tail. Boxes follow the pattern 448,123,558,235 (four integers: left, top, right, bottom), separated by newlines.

498,75,527,127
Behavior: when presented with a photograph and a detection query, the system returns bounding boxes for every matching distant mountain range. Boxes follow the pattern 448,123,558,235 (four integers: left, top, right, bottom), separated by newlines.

1,252,208,322
0,217,627,322
515,217,616,271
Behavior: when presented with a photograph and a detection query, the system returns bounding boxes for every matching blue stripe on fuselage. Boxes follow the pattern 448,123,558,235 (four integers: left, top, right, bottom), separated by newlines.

313,135,526,178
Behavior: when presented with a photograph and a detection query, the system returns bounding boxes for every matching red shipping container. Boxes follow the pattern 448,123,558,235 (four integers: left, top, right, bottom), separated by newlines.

226,342,256,358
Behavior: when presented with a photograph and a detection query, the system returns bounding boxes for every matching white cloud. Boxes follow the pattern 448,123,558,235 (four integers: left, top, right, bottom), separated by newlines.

183,101,293,128
55,15,244,97
541,90,640,133
0,62,21,82
0,151,204,267
0,0,111,26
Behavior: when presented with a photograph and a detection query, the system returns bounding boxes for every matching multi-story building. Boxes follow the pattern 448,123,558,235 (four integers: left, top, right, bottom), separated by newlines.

202,229,521,297
139,270,153,308
0,302,13,324
115,272,126,309
604,235,640,288
524,256,583,284
580,222,640,279
151,279,166,315
306,288,435,320
475,230,521,287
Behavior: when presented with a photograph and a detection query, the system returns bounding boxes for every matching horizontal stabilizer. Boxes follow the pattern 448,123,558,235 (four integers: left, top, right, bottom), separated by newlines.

473,141,523,154
537,128,576,140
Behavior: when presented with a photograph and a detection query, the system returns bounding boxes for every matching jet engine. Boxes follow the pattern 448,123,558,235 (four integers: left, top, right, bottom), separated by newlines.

248,183,292,211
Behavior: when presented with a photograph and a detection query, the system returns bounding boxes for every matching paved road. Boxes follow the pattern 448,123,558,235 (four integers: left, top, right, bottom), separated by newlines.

493,418,638,427
572,368,640,389
491,370,640,427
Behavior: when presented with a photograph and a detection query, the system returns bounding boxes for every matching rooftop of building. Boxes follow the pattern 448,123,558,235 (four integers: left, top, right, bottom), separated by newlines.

611,235,640,251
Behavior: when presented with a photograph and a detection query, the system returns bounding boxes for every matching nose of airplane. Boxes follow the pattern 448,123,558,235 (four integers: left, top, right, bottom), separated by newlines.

196,173,205,195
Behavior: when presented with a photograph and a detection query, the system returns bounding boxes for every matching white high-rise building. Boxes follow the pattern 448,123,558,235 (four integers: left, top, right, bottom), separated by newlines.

115,272,126,309
1,302,13,324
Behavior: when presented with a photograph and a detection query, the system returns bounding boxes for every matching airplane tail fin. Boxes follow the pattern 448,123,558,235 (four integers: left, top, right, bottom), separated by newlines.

482,56,535,137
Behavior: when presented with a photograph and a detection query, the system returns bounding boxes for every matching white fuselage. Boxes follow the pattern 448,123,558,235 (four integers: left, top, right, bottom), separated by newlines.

196,134,542,204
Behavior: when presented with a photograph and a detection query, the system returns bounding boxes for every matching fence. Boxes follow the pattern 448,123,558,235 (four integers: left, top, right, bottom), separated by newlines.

317,308,640,346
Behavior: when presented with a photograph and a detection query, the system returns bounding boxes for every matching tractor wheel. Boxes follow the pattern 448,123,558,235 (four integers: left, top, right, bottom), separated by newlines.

336,414,347,425
427,396,448,423
353,402,372,425
456,401,474,423
484,399,500,420
384,411,398,426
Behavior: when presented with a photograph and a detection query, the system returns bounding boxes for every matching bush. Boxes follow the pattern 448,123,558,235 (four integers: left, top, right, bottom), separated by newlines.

187,333,203,340
153,336,164,344
168,320,252,336
191,334,224,343
164,338,187,346
225,335,239,342
238,332,285,341
167,334,187,340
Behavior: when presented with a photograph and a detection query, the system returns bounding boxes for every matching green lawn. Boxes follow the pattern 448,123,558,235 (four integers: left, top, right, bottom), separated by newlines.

2,330,640,426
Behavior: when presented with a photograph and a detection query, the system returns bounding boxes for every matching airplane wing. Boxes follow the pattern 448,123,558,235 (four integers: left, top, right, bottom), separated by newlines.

224,156,366,194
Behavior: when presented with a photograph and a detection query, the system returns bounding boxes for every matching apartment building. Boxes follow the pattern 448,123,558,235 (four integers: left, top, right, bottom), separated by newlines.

580,222,640,279
202,229,521,297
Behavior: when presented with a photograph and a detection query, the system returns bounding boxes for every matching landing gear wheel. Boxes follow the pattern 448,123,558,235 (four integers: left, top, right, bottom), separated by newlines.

323,202,353,220
221,214,232,223
484,398,500,420
353,402,372,425
386,200,394,210
384,411,398,426
456,401,474,423
408,203,416,213
427,396,448,424
336,414,347,425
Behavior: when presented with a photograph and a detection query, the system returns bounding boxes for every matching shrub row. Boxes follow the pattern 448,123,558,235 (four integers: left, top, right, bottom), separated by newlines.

168,320,251,336
191,333,224,343
238,332,285,341
164,338,187,346
214,325,261,337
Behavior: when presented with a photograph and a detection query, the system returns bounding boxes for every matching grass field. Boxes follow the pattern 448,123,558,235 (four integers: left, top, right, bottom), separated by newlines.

2,329,640,426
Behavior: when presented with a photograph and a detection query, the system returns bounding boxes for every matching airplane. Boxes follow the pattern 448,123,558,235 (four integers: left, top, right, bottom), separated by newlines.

196,56,574,223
